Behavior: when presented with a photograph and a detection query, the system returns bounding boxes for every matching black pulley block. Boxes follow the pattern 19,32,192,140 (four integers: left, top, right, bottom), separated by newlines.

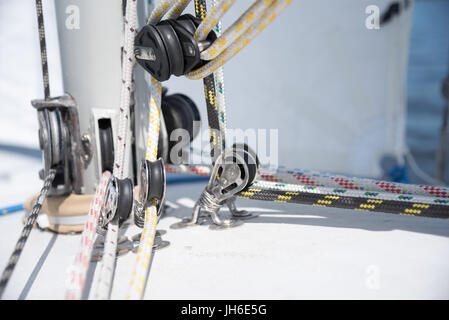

135,14,217,82
158,92,201,163
232,144,259,189
98,118,114,173
140,158,166,207
100,176,134,232
115,178,134,224
232,143,260,169
162,86,168,97
163,93,201,142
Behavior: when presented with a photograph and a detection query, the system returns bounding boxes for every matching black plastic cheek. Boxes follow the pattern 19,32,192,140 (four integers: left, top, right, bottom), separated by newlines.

148,160,164,202
134,24,171,81
158,22,184,77
169,94,200,142
163,96,186,133
176,14,201,34
116,178,134,224
174,94,201,123
233,143,260,170
135,13,217,81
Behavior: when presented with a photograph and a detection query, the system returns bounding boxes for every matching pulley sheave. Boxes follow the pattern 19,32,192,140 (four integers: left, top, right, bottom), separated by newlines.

135,14,216,82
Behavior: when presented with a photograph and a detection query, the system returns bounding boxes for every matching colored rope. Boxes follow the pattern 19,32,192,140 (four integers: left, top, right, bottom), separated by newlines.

35,0,50,100
212,0,228,149
195,0,223,165
0,0,58,298
65,171,110,300
92,0,138,300
200,0,274,60
165,163,449,218
186,0,293,80
126,0,173,300
0,169,56,298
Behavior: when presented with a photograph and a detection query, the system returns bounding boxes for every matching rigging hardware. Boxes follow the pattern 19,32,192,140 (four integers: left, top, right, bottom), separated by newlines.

32,95,84,195
135,13,216,81
96,176,134,236
159,92,201,163
171,146,258,230
98,118,115,173
91,0,139,300
0,169,56,298
134,158,167,228
1,0,87,298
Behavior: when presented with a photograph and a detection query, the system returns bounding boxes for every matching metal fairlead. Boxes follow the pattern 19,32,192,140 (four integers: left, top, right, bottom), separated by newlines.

31,94,84,196
171,147,258,230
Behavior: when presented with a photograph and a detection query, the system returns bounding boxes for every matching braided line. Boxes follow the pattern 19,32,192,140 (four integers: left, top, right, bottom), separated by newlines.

148,0,177,24
163,161,449,217
93,0,138,300
166,0,192,19
239,187,449,219
126,78,162,300
35,0,50,99
126,206,158,299
0,169,56,298
126,0,172,300
187,0,293,80
195,0,236,41
201,0,275,60
212,0,227,149
259,167,449,199
65,171,110,300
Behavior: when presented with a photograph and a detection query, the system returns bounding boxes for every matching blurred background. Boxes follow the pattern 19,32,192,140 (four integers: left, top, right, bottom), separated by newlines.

0,0,448,208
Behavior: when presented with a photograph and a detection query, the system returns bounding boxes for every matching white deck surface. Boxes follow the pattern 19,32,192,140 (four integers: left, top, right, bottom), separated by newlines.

1,152,449,300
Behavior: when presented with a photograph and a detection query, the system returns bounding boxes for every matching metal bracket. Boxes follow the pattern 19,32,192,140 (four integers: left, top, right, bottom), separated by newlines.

31,94,84,196
226,197,259,220
171,147,257,230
